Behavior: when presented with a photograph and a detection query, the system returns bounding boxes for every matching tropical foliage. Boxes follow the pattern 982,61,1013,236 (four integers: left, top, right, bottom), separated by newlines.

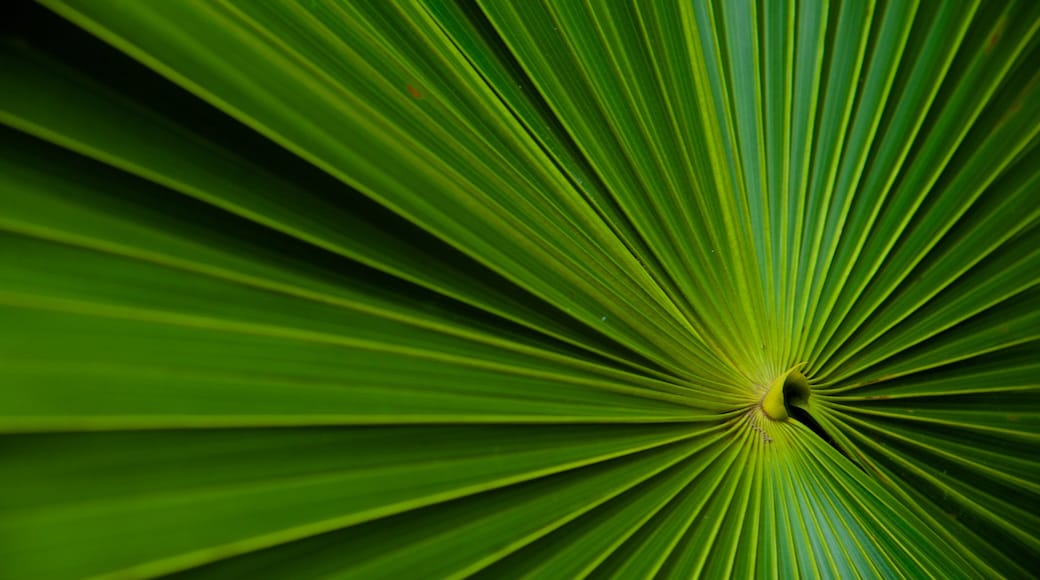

1,0,1037,578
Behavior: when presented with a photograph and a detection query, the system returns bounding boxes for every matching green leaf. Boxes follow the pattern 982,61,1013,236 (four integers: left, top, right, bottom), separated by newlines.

1,0,1037,577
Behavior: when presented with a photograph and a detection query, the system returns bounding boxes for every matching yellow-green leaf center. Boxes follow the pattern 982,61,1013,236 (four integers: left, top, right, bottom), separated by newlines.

761,367,810,421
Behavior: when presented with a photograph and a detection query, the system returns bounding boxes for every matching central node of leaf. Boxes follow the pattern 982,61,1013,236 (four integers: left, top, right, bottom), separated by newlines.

761,367,810,421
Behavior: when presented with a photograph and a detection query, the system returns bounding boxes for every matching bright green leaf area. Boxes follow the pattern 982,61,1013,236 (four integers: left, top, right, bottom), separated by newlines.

0,0,1037,578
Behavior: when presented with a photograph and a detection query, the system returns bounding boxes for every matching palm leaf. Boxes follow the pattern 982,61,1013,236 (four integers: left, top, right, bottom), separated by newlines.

1,0,1037,577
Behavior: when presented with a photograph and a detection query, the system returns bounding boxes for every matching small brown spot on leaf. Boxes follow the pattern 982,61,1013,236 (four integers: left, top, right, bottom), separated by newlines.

986,18,1007,54
406,84,423,99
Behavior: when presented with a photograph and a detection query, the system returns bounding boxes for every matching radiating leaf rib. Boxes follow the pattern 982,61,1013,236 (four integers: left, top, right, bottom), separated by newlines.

42,0,721,378
0,46,672,374
469,437,715,579
165,434,713,580
587,424,744,578
806,0,981,369
800,0,918,364
0,424,713,579
0,305,723,428
655,425,750,577
818,408,1030,576
793,0,876,363
814,3,1039,379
